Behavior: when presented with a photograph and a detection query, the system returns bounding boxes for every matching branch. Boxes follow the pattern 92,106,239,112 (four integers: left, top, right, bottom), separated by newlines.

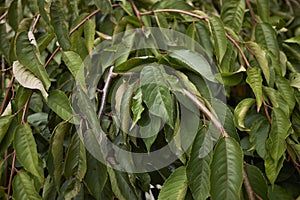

243,167,255,200
183,89,229,137
21,92,33,124
6,150,16,200
245,0,258,24
31,14,41,32
129,0,144,27
0,10,8,21
140,9,208,22
0,75,14,116
98,66,115,118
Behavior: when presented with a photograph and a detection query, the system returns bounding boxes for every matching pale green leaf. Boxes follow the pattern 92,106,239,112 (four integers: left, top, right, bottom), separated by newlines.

246,67,263,111
131,88,144,129
12,170,42,200
168,49,216,82
64,134,87,181
186,127,212,200
284,35,300,45
158,166,188,200
84,17,96,53
234,98,256,131
210,137,243,200
94,0,112,14
13,61,48,99
209,16,227,63
50,0,71,50
265,156,284,185
0,115,14,144
221,0,245,32
14,123,42,179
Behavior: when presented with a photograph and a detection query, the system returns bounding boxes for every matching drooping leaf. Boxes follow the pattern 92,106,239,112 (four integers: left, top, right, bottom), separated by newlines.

94,0,112,14
0,23,10,62
268,185,294,200
247,41,270,85
276,76,295,113
234,98,256,131
15,30,51,90
14,123,42,179
131,88,144,129
64,133,87,181
246,67,263,111
249,119,269,159
108,168,138,200
84,17,96,53
42,176,57,200
256,0,270,22
47,90,77,124
84,152,107,200
0,115,14,144
168,49,216,82
140,64,173,126
186,127,212,200
221,0,245,32
210,137,243,200
209,16,227,63
13,61,48,99
12,170,42,200
51,121,70,188
244,164,268,200
255,23,279,58
7,0,22,31
50,0,71,50
158,166,188,200
265,156,284,185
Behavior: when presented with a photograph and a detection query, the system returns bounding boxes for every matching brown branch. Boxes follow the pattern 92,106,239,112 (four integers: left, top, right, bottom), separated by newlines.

1,56,5,89
21,92,33,124
98,66,115,118
31,14,41,32
0,10,8,21
226,33,251,69
183,89,229,137
129,0,144,27
0,75,14,116
262,99,272,124
6,150,16,200
140,9,208,22
243,167,255,200
245,0,258,24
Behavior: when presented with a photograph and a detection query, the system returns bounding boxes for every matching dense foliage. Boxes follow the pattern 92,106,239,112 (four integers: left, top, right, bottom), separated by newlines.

0,0,300,199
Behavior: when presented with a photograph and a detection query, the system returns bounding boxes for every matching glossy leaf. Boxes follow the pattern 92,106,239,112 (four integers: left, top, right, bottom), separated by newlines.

47,90,76,124
50,0,71,50
276,76,295,113
64,133,87,181
15,31,51,90
265,156,284,185
94,0,112,14
13,61,48,99
131,88,144,129
268,185,294,200
256,0,270,22
249,119,269,159
234,98,256,131
14,123,42,179
186,127,212,200
209,16,227,63
221,0,245,32
246,67,263,111
210,137,243,200
158,166,188,200
168,49,216,82
0,115,14,144
12,170,42,200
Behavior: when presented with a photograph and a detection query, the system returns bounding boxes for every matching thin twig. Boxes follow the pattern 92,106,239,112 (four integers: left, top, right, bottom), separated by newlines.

262,99,272,124
243,167,255,200
0,10,8,21
245,0,258,24
98,66,115,118
1,56,5,89
226,33,251,69
21,92,33,124
140,9,208,22
0,75,14,116
6,150,16,200
1,66,12,72
129,0,144,27
31,14,41,32
183,89,229,137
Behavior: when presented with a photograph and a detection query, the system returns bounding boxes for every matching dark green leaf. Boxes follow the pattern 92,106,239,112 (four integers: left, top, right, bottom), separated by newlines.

246,67,263,111
0,115,14,144
94,0,112,14
245,164,268,200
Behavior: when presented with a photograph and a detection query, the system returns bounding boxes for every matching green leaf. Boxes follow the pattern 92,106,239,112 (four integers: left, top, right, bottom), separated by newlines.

47,90,77,124
51,122,70,188
209,16,227,63
141,114,161,152
249,119,269,159
0,23,10,62
267,107,291,162
265,156,284,185
244,164,268,200
108,168,138,200
168,49,216,82
234,98,256,131
246,67,263,111
131,88,144,129
255,23,279,58
289,72,300,89
158,166,188,200
15,31,51,90
13,61,48,99
84,17,96,53
247,41,270,84
276,76,295,113
7,0,22,31
210,137,243,200
14,123,42,179
42,176,57,200
94,0,112,14
140,64,173,126
221,0,245,32
12,170,42,200
284,35,300,46
268,185,294,200
84,152,107,200
186,127,212,200
50,0,71,50
256,0,270,22
64,133,87,181
0,115,14,144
